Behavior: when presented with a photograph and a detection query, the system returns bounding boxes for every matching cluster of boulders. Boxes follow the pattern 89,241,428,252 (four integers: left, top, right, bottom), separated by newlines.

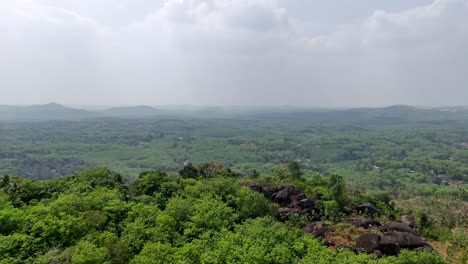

349,211,432,256
245,183,433,257
354,215,432,256
245,183,316,221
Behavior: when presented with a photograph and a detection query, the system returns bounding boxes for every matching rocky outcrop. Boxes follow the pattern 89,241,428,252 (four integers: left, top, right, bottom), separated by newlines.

356,203,382,216
274,189,291,206
380,231,427,249
356,233,381,253
345,218,382,228
379,243,400,256
296,198,315,212
246,182,317,219
379,222,416,234
355,228,431,256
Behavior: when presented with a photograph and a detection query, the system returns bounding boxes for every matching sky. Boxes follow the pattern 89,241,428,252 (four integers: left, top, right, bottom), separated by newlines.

1,0,467,107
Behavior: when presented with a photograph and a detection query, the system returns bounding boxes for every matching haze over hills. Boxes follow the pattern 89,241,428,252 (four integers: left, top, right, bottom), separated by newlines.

99,105,162,118
0,103,468,122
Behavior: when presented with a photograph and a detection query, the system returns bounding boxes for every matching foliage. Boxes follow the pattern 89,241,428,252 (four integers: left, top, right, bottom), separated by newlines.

0,167,449,263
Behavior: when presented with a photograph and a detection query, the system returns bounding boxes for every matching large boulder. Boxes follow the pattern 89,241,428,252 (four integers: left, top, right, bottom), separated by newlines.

379,243,400,256
262,184,304,205
296,198,315,210
380,231,427,249
379,222,416,234
355,233,381,253
345,218,382,228
296,192,307,201
400,215,417,229
356,203,382,216
274,189,291,206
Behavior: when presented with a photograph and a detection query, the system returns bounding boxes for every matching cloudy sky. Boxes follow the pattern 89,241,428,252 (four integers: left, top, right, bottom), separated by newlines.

1,0,467,107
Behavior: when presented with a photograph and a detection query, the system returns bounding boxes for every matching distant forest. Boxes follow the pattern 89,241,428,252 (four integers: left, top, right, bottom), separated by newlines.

0,104,466,263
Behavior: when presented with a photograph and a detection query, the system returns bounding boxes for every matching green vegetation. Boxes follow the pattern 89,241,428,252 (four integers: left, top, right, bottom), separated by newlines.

0,166,448,263
0,105,466,263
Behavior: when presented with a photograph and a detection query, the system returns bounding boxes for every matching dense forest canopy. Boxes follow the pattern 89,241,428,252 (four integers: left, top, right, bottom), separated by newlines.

0,105,466,263
0,165,453,263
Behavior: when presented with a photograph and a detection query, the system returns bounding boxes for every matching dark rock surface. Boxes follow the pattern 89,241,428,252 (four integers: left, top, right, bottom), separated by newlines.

379,243,401,256
296,198,315,210
356,233,381,253
379,222,416,234
274,189,291,206
356,203,382,216
380,231,427,249
345,218,382,228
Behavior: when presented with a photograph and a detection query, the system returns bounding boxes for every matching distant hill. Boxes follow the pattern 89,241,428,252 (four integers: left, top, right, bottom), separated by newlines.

100,105,161,118
0,103,467,122
0,103,100,122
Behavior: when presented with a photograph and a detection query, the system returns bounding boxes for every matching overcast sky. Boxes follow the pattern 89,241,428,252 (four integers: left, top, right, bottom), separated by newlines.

1,0,467,107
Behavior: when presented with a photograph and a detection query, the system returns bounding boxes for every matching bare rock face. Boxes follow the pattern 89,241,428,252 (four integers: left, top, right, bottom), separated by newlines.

354,230,431,256
296,198,315,211
356,203,382,216
400,215,417,229
380,231,427,249
379,222,416,234
274,189,291,206
379,243,401,256
345,218,382,228
245,183,320,223
296,192,306,201
355,233,381,253
263,184,303,201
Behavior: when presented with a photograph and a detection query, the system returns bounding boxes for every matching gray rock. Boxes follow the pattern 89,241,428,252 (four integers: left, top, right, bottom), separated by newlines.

296,198,315,210
380,231,426,249
356,203,382,216
379,243,400,256
274,189,290,205
346,218,382,228
356,233,381,253
379,222,416,234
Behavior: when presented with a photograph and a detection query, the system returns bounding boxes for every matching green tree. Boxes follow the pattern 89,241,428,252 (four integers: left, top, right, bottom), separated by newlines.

71,241,110,264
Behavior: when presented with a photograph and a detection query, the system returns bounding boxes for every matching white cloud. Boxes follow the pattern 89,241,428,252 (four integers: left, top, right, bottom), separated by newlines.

0,0,467,106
